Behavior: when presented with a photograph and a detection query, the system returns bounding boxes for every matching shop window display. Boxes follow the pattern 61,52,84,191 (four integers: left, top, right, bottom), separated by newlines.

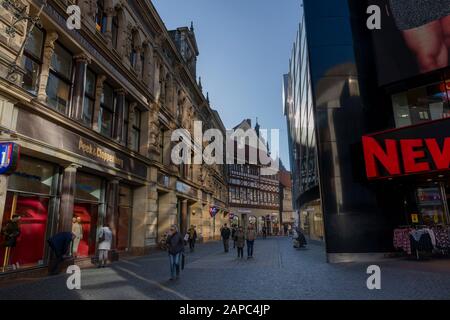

392,80,450,128
0,157,55,272
0,194,49,271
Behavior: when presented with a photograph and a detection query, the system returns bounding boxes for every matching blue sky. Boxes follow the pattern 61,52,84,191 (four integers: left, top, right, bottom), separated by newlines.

152,0,301,168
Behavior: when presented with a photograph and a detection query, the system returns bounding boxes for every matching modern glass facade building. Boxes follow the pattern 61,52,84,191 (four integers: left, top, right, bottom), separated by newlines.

284,0,450,262
283,11,322,241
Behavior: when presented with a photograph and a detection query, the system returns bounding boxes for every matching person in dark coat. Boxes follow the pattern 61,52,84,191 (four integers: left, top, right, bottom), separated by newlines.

235,226,245,259
187,225,197,252
221,224,231,253
231,225,237,248
166,225,184,280
47,232,75,275
1,215,21,248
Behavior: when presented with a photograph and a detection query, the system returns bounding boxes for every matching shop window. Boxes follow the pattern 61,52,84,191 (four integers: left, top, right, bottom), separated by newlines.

98,83,115,137
46,43,73,114
130,108,141,152
82,68,96,126
8,157,55,195
392,81,450,128
0,194,50,271
22,27,44,95
415,187,448,225
95,0,107,33
0,156,56,272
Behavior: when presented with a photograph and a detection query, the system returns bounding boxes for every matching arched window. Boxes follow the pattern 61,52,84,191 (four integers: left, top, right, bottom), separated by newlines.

95,0,107,33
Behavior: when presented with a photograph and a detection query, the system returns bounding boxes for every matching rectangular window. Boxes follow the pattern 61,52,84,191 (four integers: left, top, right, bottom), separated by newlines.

82,69,96,126
46,43,73,114
122,100,129,145
392,81,450,128
98,83,115,137
22,27,44,95
130,108,141,152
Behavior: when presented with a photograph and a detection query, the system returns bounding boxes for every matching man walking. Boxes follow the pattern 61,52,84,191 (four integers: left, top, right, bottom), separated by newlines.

166,225,184,281
231,224,237,248
246,224,257,259
221,224,231,253
187,225,197,252
235,226,245,259
47,232,75,275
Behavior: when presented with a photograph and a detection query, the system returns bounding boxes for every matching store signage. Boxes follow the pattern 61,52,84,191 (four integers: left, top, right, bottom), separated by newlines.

0,143,20,175
363,136,450,179
362,118,450,179
15,110,147,179
209,206,218,218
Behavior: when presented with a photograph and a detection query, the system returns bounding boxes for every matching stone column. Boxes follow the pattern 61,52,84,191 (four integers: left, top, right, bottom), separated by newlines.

58,164,80,233
181,200,188,236
70,54,91,121
92,74,107,132
37,32,58,103
113,89,125,141
106,179,120,249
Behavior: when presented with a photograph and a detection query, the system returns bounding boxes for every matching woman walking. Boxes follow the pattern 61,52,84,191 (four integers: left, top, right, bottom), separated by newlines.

235,226,245,259
166,225,184,280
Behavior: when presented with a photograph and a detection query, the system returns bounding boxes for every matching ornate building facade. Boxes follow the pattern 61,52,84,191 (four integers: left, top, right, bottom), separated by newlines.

227,119,281,235
0,0,228,274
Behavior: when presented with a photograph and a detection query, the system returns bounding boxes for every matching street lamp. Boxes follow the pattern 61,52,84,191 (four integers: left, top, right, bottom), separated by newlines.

1,0,47,81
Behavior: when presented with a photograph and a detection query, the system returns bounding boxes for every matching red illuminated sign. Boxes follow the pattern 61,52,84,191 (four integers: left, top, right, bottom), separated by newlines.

362,136,450,179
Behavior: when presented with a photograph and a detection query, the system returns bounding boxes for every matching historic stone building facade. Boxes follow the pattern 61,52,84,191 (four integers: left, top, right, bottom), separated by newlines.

0,0,228,274
227,119,282,235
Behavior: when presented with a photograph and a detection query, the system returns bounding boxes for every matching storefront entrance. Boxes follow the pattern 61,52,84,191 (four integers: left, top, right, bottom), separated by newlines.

72,172,104,258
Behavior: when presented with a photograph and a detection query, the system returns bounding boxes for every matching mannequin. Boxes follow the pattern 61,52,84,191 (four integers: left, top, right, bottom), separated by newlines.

71,216,83,258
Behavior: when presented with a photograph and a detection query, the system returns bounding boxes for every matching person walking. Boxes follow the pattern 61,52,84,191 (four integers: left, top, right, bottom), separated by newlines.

246,224,257,259
221,224,231,253
166,225,184,281
97,225,113,268
47,232,75,275
187,225,197,252
262,226,267,240
235,226,245,259
231,224,237,249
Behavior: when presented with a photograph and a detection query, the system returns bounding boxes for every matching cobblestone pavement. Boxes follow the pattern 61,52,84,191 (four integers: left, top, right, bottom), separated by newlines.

0,237,449,300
